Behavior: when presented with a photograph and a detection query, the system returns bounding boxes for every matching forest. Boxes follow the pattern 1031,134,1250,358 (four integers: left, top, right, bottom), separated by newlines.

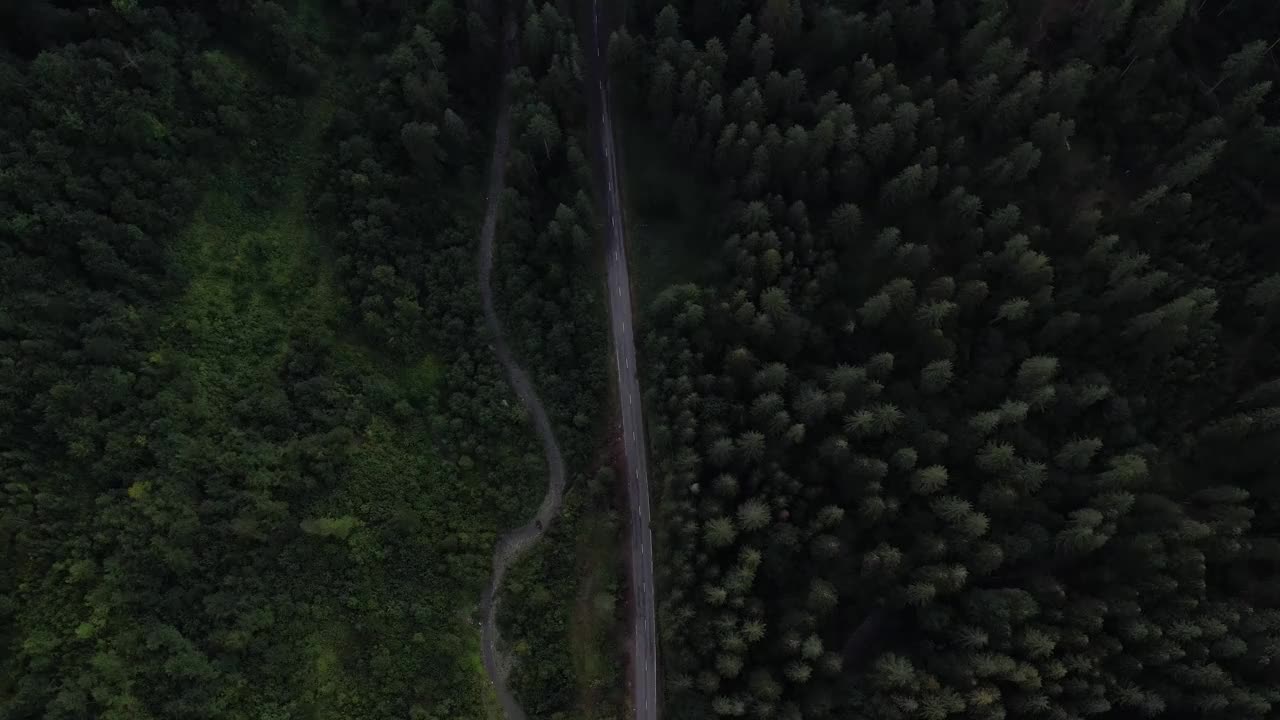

3,0,1280,719
0,0,618,718
618,0,1280,718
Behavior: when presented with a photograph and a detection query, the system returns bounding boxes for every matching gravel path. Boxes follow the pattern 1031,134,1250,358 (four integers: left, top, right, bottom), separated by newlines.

476,12,567,720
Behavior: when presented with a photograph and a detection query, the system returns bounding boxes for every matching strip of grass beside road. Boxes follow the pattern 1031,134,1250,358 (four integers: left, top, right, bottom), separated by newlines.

498,469,626,720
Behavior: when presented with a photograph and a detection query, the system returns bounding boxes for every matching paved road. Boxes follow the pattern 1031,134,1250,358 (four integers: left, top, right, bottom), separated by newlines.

476,12,566,720
586,3,660,719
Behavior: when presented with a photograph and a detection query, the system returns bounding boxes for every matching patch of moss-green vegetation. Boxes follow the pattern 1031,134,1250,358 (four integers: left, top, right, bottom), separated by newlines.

288,414,496,720
166,169,334,413
165,43,337,394
157,62,513,720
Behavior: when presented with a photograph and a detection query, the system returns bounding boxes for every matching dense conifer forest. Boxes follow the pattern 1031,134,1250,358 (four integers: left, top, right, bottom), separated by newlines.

3,0,1280,719
619,0,1280,718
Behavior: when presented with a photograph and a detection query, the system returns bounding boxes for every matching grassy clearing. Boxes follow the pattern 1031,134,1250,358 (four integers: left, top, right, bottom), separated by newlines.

166,164,334,404
165,42,338,396
293,411,497,719
620,124,723,309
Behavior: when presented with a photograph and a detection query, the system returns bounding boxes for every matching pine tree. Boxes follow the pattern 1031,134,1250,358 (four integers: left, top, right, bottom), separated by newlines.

1164,140,1225,187
795,387,830,423
744,620,768,644
867,352,896,378
829,203,862,244
920,359,953,394
911,465,949,495
705,517,738,548
755,362,789,391
1044,61,1093,114
716,653,744,679
966,73,1001,118
858,293,893,327
1098,453,1148,489
891,447,918,471
994,297,1032,323
760,286,790,318
655,4,681,39
976,442,1018,474
1129,0,1187,59
761,0,802,48
880,164,930,213
863,122,896,168
752,34,774,77
916,299,958,330
1215,40,1269,92
523,11,548,65
808,579,838,614
784,661,812,683
709,437,736,468
1016,355,1059,394
738,499,771,531
1055,438,1103,470
738,431,766,462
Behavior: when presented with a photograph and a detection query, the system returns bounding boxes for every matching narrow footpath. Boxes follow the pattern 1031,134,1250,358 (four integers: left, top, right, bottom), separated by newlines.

476,13,567,720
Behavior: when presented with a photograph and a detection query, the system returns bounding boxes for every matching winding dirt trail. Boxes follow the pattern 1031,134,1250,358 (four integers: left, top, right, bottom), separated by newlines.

476,13,566,720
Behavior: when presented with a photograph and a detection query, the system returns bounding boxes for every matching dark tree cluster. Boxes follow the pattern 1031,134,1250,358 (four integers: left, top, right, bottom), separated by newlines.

315,1,480,355
496,0,609,457
614,1,1280,718
0,1,340,716
311,0,549,479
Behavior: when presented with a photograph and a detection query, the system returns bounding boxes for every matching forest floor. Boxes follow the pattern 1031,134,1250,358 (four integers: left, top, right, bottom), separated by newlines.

619,124,721,309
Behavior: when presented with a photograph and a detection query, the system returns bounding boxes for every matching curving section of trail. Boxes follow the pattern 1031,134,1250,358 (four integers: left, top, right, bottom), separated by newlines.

476,14,566,720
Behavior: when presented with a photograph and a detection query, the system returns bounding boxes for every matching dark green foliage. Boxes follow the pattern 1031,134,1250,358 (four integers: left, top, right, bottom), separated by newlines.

492,2,622,716
8,0,1280,718
499,471,625,720
0,0,610,717
623,1,1280,719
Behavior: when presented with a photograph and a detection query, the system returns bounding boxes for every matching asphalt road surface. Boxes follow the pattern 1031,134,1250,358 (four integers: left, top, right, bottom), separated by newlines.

588,2,660,718
476,12,567,720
